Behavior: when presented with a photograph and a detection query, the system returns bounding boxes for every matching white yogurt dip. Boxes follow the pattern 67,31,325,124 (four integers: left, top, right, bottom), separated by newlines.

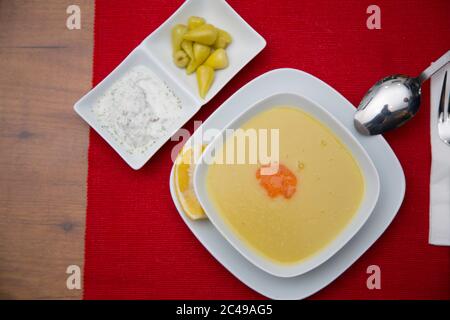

93,65,183,154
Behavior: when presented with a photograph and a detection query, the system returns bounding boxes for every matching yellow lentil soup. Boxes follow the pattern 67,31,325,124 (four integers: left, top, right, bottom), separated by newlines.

205,106,365,264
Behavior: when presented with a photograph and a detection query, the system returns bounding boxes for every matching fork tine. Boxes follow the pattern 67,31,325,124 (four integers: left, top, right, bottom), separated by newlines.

438,71,447,121
447,72,450,120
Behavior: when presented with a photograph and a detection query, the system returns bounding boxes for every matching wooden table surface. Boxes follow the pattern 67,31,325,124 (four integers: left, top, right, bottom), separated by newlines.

0,1,94,299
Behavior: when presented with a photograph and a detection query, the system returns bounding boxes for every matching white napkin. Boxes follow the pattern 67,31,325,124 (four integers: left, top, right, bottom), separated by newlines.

429,64,450,246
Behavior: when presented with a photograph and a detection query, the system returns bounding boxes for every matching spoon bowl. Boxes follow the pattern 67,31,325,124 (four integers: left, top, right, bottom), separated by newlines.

354,51,450,135
354,75,421,135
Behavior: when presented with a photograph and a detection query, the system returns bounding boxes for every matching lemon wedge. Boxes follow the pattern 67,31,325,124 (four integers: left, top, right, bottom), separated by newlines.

174,145,207,220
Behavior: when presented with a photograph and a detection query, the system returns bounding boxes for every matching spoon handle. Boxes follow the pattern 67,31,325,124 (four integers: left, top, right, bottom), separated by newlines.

418,50,450,84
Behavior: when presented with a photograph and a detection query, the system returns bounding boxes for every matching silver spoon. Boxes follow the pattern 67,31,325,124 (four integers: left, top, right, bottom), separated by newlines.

354,50,450,135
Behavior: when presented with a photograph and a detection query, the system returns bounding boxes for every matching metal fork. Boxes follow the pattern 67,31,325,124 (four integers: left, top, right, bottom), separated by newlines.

438,71,450,145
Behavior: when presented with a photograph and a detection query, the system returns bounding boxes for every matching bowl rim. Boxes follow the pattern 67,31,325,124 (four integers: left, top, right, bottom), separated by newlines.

193,91,381,278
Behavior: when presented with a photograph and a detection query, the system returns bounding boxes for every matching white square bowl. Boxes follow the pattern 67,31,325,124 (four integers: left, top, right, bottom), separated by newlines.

74,0,266,169
193,92,380,278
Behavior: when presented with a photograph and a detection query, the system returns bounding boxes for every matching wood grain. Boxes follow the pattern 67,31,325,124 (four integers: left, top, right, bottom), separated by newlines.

0,0,94,299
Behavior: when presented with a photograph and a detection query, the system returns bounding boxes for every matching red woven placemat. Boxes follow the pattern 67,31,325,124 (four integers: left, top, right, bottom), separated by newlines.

84,0,450,299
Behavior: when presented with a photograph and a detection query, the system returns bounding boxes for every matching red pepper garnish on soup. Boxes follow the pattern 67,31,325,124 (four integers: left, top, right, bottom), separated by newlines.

256,164,297,199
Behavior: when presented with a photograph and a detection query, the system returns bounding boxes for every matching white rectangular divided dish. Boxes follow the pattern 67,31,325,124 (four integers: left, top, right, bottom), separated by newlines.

169,68,405,299
74,0,266,169
194,93,380,278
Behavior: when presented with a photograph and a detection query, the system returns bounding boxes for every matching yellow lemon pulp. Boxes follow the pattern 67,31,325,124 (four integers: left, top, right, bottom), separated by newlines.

174,145,207,220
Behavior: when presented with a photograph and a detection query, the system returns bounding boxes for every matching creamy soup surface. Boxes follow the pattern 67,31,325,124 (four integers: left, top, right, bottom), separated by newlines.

206,106,365,264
